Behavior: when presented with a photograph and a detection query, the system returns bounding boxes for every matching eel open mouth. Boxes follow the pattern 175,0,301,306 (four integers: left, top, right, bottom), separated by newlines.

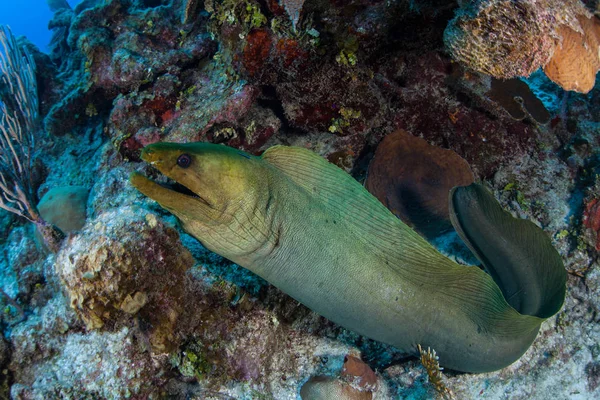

159,178,200,199
130,171,211,208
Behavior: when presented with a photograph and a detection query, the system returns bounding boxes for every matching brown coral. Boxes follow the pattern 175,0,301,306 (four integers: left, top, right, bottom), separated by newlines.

37,186,89,234
55,207,194,352
544,16,600,94
365,130,474,239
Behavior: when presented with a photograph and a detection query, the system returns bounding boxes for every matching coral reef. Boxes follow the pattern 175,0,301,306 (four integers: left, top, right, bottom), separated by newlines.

583,196,600,250
445,0,557,78
44,0,216,136
10,298,164,399
582,177,600,251
445,0,600,93
0,0,599,398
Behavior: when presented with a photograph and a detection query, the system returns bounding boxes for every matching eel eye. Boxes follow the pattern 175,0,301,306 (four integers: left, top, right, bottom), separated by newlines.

177,154,192,168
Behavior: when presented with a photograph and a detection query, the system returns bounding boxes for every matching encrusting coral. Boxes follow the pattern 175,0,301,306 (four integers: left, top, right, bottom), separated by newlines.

444,0,557,78
300,354,378,400
445,0,600,93
55,206,194,352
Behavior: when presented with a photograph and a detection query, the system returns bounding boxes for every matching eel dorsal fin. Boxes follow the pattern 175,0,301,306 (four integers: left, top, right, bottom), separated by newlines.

261,145,452,267
449,184,566,318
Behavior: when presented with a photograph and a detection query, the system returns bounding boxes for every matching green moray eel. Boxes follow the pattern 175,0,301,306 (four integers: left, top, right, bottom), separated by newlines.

131,142,566,373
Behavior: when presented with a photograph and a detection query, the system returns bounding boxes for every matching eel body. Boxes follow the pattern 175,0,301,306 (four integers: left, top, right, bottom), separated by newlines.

131,142,566,373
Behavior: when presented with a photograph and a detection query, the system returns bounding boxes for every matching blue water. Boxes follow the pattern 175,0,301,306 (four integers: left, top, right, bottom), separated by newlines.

0,0,82,53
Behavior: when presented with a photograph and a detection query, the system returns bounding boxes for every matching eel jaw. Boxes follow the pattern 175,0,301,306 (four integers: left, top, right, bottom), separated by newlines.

130,172,211,213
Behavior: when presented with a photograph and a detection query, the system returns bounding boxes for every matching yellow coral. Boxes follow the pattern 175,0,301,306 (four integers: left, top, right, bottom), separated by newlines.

418,344,454,400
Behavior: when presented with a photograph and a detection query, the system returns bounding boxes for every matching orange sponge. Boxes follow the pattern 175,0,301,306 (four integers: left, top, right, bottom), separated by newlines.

544,16,600,93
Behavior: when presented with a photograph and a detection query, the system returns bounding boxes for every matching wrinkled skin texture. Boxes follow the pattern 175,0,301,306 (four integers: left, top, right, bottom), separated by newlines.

131,142,565,373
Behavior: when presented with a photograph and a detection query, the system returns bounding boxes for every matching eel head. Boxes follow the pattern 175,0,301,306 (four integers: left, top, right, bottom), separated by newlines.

130,141,263,228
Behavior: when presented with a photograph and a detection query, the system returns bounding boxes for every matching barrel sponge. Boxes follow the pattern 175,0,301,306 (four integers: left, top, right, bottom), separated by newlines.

444,0,590,79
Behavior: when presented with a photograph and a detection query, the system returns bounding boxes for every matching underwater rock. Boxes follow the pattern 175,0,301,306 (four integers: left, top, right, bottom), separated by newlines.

0,227,43,306
108,68,261,156
492,152,573,232
47,0,71,12
11,323,163,399
382,51,540,178
19,40,62,120
87,161,145,218
10,295,78,371
55,206,194,352
366,129,474,239
207,104,282,153
280,0,306,29
0,211,13,245
0,334,7,369
43,84,97,137
47,7,74,67
67,0,214,93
